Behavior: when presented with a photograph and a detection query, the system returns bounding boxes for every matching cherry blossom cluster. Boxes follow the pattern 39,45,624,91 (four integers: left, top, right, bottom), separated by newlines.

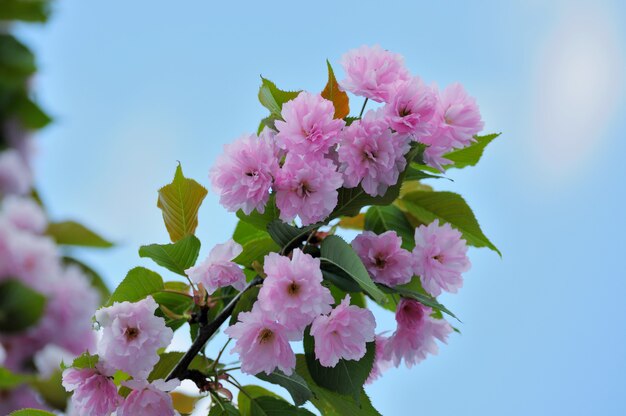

61,296,177,416
210,45,483,226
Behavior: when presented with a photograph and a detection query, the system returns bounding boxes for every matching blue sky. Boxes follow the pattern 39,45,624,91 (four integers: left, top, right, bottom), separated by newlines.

16,0,626,414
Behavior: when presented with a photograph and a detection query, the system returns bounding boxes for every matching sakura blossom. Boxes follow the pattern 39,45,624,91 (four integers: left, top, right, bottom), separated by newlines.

258,250,333,335
62,367,121,416
0,195,47,234
274,154,343,225
310,295,376,367
337,110,411,197
340,45,411,102
185,239,246,294
384,77,437,136
117,379,179,416
352,231,415,287
413,219,471,296
95,296,173,379
0,149,32,196
274,91,345,156
210,132,279,215
366,335,392,384
225,304,296,375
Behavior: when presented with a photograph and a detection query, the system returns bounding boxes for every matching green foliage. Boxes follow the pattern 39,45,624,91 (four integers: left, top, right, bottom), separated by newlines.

0,34,36,88
106,267,164,306
209,402,241,415
443,133,500,169
46,220,113,248
236,196,280,232
152,282,193,330
303,329,374,401
147,351,215,381
378,279,458,320
139,235,201,276
31,371,69,410
255,370,313,406
257,77,300,118
404,165,447,181
9,410,56,416
249,396,315,416
0,366,30,389
398,190,500,255
157,164,208,242
320,235,386,303
67,352,99,370
229,286,260,325
266,220,322,254
0,0,51,22
0,279,46,333
364,205,415,249
12,95,52,129
233,221,279,267
237,385,284,416
321,60,349,119
295,355,381,416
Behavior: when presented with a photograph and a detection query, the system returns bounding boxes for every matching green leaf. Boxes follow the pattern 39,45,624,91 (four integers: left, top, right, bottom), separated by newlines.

250,396,315,416
62,256,111,303
303,329,374,401
398,191,500,255
295,355,381,416
233,221,279,267
258,77,300,118
0,34,36,88
237,385,284,416
320,235,386,303
209,402,241,416
236,196,279,232
328,285,366,308
0,0,51,22
443,133,501,169
157,164,208,242
378,279,458,320
67,352,99,370
147,351,215,381
11,95,52,129
266,220,322,254
0,366,30,389
364,205,415,249
46,221,113,248
229,286,260,325
404,165,447,181
0,279,46,333
31,370,70,410
320,265,362,293
139,235,201,276
321,60,349,119
9,410,56,416
106,267,164,306
255,370,313,406
152,286,193,330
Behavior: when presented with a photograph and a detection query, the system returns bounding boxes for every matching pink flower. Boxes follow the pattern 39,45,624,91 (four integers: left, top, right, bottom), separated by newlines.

62,367,121,416
95,296,173,379
413,220,471,296
0,149,32,196
0,195,47,234
427,83,484,150
3,230,60,291
338,111,410,197
310,295,376,367
0,386,50,415
274,155,343,225
274,92,344,156
383,298,452,368
352,231,414,287
340,45,411,103
258,250,333,336
384,77,436,135
210,133,279,215
185,239,246,294
117,379,179,416
365,335,392,384
422,145,452,172
225,304,296,375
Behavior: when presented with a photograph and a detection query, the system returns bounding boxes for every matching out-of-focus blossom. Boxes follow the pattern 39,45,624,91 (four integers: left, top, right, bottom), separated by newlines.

0,195,47,234
0,149,32,195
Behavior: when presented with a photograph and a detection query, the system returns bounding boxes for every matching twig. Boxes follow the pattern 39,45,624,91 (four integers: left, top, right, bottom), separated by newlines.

358,98,369,118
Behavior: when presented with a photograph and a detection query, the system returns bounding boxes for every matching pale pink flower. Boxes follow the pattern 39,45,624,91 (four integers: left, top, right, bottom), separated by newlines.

95,296,173,379
0,195,47,234
427,83,484,150
34,345,77,379
384,77,436,135
352,231,414,287
185,239,246,294
413,220,471,296
0,386,49,415
340,45,411,103
4,230,60,291
365,335,392,384
225,304,296,375
310,295,376,367
274,92,344,156
0,149,32,195
422,144,452,172
117,379,179,416
210,133,279,215
274,155,343,225
383,298,452,368
62,367,121,416
338,111,410,196
258,250,333,336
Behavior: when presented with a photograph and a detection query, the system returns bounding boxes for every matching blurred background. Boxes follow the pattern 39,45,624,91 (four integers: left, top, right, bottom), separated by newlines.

15,0,626,414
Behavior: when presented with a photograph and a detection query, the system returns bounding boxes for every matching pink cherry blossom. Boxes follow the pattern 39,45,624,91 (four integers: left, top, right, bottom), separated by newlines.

413,220,471,296
365,335,392,384
338,111,410,197
225,304,296,375
340,45,411,103
210,132,279,215
310,295,376,367
3,230,60,291
422,144,452,172
95,296,173,379
0,195,47,234
274,91,344,156
185,239,246,294
430,83,483,149
352,231,415,287
274,154,343,225
117,379,179,416
0,149,32,196
0,385,49,415
62,367,121,416
258,250,333,336
384,77,436,135
383,298,452,368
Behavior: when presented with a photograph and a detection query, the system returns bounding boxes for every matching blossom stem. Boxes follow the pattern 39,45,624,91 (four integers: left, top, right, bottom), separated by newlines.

358,98,369,118
166,276,263,382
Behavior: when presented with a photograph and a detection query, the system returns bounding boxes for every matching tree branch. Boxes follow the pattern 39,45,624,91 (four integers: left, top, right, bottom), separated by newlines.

166,276,263,382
